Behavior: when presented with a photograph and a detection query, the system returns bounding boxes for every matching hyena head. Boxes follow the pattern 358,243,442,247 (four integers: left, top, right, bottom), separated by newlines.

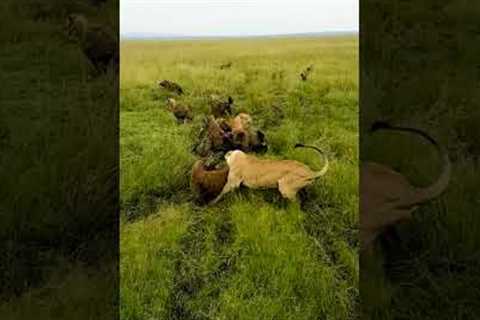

65,14,87,41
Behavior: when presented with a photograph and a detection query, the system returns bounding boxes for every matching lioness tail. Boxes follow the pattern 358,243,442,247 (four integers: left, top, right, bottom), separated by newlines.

294,143,329,177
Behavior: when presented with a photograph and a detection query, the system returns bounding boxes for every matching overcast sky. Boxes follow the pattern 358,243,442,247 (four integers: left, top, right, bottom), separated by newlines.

120,0,358,36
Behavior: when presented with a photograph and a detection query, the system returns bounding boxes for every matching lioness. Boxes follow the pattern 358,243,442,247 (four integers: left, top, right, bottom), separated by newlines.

210,144,329,204
360,121,451,252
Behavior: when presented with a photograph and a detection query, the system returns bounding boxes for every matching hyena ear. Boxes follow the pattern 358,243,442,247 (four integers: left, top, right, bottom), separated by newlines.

234,131,245,143
228,96,234,104
67,14,75,23
256,130,265,141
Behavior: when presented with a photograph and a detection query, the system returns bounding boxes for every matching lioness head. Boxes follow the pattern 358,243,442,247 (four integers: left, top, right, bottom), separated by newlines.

225,150,244,164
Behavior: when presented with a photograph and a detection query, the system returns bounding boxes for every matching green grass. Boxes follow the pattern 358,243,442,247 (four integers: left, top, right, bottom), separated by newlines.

120,37,359,319
0,0,118,317
121,205,190,320
0,260,117,320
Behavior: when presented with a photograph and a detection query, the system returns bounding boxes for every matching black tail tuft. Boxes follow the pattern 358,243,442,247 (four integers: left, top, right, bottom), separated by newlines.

294,143,323,154
370,121,392,132
370,121,438,146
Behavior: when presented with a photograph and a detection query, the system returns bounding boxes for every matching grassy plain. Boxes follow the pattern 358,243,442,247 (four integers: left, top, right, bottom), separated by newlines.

120,36,359,320
0,0,118,318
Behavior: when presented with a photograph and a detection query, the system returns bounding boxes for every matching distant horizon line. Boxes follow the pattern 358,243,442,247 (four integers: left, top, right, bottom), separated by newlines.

120,30,359,40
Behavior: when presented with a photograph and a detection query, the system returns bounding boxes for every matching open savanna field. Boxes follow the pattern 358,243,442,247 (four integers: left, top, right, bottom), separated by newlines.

120,36,359,320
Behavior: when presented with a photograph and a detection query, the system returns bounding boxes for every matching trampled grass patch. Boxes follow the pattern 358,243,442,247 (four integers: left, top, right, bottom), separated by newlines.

120,205,191,320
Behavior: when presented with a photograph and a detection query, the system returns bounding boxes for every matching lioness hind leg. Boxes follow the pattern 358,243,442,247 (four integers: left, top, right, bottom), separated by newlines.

279,176,313,201
382,207,415,227
278,178,298,201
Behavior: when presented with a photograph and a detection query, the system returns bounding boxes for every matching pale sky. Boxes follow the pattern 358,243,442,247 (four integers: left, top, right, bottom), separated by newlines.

120,0,358,37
